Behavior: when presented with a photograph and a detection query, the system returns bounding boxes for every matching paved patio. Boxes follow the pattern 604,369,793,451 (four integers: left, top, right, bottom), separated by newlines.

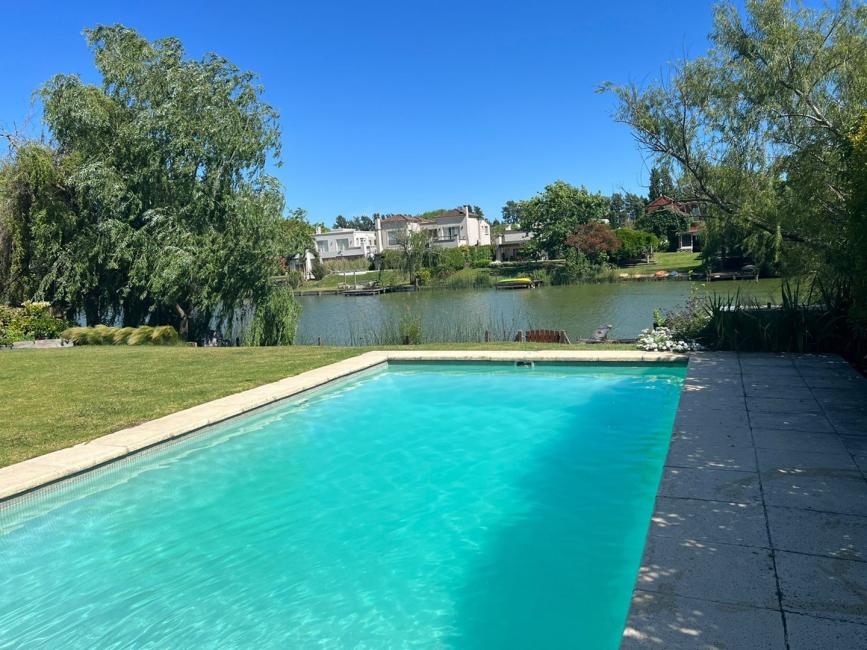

622,352,867,649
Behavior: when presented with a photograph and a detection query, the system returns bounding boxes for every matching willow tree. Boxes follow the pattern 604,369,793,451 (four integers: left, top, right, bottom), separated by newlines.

0,25,299,342
606,0,867,294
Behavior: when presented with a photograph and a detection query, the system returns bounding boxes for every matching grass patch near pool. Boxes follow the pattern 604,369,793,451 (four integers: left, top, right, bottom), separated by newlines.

1,343,633,467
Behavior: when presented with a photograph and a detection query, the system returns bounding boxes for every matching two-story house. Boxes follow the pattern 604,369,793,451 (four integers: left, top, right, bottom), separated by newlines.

313,227,378,260
375,206,491,251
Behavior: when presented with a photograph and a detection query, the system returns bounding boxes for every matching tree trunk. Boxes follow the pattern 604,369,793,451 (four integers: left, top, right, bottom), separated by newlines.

175,303,189,341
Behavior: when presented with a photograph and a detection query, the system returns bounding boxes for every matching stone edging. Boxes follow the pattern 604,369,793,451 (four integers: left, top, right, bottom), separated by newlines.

0,349,685,503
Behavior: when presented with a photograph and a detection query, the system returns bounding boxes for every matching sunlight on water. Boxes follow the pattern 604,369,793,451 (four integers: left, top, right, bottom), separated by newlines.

0,363,684,649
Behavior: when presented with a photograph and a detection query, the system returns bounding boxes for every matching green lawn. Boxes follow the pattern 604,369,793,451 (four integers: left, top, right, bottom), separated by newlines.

625,251,703,274
1,343,632,467
303,269,405,289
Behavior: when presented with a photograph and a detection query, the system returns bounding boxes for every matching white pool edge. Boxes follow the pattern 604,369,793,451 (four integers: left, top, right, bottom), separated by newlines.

0,349,686,502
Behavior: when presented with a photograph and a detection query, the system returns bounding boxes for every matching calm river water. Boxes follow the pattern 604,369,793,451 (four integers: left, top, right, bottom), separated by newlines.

295,279,783,345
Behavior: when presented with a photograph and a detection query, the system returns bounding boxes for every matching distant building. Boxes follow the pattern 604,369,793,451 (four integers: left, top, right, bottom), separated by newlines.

375,206,491,251
313,227,377,260
644,196,704,252
494,227,534,262
375,215,424,251
286,250,315,279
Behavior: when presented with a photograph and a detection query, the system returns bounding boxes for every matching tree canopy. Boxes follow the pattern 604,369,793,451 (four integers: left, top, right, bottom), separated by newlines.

606,0,867,297
0,25,301,342
514,181,609,258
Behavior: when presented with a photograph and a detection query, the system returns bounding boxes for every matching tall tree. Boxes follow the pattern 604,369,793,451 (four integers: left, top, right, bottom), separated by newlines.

515,181,609,258
648,165,675,201
608,193,627,228
0,25,295,342
500,200,523,225
606,0,867,286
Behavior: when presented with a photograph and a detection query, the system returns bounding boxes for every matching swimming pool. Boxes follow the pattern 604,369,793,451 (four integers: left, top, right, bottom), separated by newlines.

0,361,685,648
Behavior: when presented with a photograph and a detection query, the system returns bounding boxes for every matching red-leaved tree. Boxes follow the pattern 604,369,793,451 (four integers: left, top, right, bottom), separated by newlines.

566,222,621,262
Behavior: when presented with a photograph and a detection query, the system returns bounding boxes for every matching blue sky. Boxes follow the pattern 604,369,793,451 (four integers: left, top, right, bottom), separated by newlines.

1,1,722,223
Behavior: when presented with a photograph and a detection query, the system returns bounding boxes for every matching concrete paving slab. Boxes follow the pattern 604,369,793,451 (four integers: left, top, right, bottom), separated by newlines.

752,428,848,453
776,550,867,624
842,436,867,453
748,411,836,433
785,612,867,650
744,382,814,399
666,440,758,472
761,469,867,516
675,410,750,429
767,506,867,561
825,413,867,436
739,355,794,366
636,537,778,608
756,447,861,473
659,466,762,503
650,497,769,547
621,591,785,650
746,396,822,414
671,423,755,448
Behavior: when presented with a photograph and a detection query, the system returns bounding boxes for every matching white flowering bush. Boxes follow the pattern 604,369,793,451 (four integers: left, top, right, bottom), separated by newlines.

636,327,703,352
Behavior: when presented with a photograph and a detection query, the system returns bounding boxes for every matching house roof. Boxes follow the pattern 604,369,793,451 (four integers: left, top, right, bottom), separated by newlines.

427,208,486,221
379,215,423,224
646,196,702,217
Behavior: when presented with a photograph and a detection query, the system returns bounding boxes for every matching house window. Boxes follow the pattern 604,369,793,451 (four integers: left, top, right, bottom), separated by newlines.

446,226,459,240
387,230,399,246
336,238,350,251
316,240,329,253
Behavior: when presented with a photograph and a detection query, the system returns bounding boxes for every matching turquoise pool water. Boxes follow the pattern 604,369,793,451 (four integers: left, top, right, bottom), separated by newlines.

0,362,684,649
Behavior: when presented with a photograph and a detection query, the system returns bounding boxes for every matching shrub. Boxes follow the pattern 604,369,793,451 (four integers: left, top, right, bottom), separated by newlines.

415,268,432,285
381,250,403,270
439,247,466,272
636,327,703,352
437,268,496,289
656,292,711,341
615,229,659,264
311,260,328,281
551,250,593,285
151,325,180,345
60,324,180,346
0,302,69,344
284,270,304,288
112,327,135,344
60,326,93,345
566,222,621,263
399,311,422,344
127,326,155,345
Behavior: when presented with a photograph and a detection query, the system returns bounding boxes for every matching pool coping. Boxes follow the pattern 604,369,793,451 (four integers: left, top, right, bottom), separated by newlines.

0,349,686,503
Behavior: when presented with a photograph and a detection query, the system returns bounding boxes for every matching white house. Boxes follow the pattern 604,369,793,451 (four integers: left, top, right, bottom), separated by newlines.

375,206,491,251
375,215,424,251
313,228,377,260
